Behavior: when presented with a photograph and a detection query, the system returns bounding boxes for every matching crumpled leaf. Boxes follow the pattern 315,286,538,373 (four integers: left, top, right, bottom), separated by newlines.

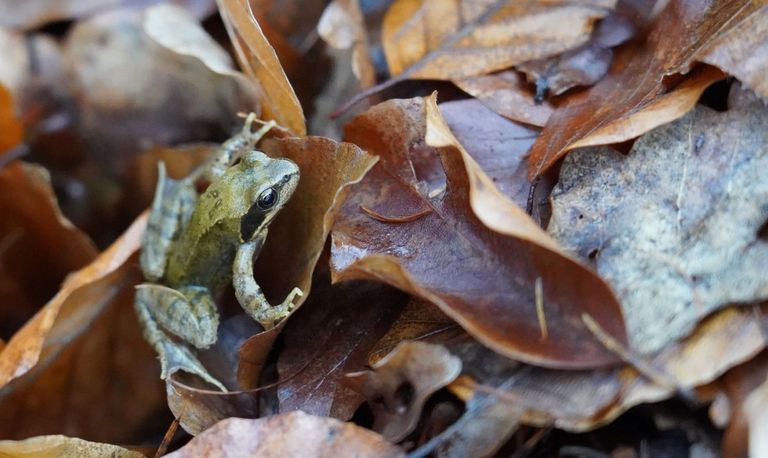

62,6,258,161
699,5,768,100
277,271,408,419
0,435,142,458
0,214,166,443
0,83,21,156
528,0,760,178
381,0,615,80
217,0,306,136
548,103,768,354
166,411,405,457
454,70,555,127
333,94,627,368
318,0,376,88
347,341,462,441
0,0,215,30
0,161,96,355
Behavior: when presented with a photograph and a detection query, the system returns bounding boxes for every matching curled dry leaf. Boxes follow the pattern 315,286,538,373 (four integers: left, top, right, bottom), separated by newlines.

347,341,462,441
528,0,758,178
167,411,405,458
0,162,96,355
0,435,142,458
381,0,615,80
217,0,306,136
63,6,258,161
0,83,22,158
454,70,555,127
699,5,768,100
0,214,166,443
548,103,768,354
333,94,627,369
0,0,215,30
318,0,376,88
277,272,408,419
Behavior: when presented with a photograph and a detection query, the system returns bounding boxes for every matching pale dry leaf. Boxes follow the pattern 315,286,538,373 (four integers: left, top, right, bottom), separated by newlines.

0,435,142,458
548,103,768,354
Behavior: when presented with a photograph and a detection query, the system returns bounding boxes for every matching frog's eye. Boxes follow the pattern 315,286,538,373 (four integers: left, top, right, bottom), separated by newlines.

257,188,278,210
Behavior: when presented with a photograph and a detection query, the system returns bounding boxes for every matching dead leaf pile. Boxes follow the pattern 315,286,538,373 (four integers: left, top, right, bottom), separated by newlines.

0,0,767,457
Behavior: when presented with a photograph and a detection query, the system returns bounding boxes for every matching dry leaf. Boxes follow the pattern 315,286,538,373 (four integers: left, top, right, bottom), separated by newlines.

381,0,615,80
0,84,21,156
217,0,306,135
721,351,768,458
166,411,405,457
454,70,555,127
699,5,768,100
333,94,628,369
0,435,142,458
277,272,408,419
62,6,259,161
0,162,96,353
528,0,759,178
319,0,376,88
347,341,462,441
548,103,768,354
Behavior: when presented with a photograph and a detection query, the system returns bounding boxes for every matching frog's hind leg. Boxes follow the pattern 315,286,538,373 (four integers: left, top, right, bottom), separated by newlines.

134,286,225,391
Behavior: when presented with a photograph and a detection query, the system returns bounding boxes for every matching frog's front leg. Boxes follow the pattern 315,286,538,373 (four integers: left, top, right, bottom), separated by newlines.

233,238,303,330
134,286,225,391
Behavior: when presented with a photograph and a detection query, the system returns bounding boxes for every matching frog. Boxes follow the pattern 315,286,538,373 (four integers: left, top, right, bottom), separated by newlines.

134,115,302,391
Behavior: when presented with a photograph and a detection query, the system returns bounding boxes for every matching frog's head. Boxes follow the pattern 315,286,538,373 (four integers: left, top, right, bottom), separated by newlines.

237,151,300,241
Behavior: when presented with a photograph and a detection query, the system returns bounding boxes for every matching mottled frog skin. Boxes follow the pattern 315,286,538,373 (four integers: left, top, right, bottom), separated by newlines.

135,117,302,390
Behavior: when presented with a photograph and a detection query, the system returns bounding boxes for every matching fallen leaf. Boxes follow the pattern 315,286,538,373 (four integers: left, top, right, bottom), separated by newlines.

0,162,96,348
0,435,142,458
0,84,21,156
548,103,768,354
62,6,259,161
454,70,555,127
0,215,166,443
721,351,768,458
699,5,768,100
277,271,408,419
528,0,759,178
217,0,307,135
319,0,376,88
347,341,462,441
166,411,405,457
333,94,628,368
381,0,615,80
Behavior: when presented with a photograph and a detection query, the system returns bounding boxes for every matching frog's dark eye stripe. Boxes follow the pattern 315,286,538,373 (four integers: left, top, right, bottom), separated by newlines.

257,188,278,210
240,205,265,240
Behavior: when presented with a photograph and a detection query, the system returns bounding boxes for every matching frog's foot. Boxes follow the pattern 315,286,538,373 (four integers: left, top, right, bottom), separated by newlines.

135,284,219,349
134,293,226,391
256,287,304,330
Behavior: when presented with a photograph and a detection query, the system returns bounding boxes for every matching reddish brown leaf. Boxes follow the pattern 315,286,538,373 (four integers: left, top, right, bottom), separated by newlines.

0,162,97,355
699,5,768,100
217,0,307,135
277,272,408,419
381,0,615,80
166,411,405,457
332,95,627,369
0,84,21,156
528,0,758,178
347,341,462,441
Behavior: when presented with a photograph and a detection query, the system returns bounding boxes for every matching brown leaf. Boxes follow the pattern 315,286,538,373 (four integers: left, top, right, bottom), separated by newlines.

381,0,615,80
0,84,21,156
528,0,758,178
454,70,555,127
721,351,768,458
217,0,307,135
0,161,96,354
166,411,405,457
548,103,768,354
319,0,376,88
62,6,259,161
699,5,768,100
333,94,628,369
347,341,462,441
277,271,408,419
0,215,167,443
0,435,143,458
